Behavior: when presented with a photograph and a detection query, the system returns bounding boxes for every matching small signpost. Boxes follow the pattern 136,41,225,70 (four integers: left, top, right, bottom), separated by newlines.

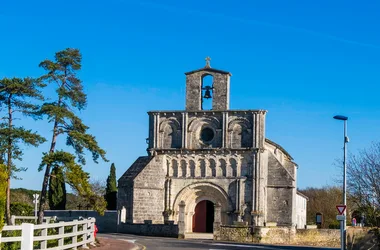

316,212,323,228
336,205,346,215
33,194,39,218
336,204,347,250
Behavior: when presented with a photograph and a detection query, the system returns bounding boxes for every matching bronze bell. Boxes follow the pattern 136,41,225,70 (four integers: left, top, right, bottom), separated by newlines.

203,88,212,99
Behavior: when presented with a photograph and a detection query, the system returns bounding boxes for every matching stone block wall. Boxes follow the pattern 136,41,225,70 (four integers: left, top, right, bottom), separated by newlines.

133,156,166,223
266,152,295,226
185,69,230,111
147,110,266,151
117,222,179,238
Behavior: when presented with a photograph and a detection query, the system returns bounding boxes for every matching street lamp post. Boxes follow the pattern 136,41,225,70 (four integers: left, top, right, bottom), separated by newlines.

333,115,348,250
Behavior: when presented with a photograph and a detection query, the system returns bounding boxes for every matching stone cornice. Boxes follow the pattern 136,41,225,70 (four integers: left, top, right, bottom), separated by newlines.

148,110,267,115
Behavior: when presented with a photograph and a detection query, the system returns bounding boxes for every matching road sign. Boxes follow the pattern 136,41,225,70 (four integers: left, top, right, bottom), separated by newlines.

336,215,346,221
336,205,346,215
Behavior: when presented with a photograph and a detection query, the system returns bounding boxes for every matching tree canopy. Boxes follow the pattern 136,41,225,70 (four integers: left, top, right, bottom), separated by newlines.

0,77,46,224
347,141,380,226
37,48,108,223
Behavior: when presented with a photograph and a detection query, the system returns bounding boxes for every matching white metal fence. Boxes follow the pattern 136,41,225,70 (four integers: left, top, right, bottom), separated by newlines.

0,217,96,250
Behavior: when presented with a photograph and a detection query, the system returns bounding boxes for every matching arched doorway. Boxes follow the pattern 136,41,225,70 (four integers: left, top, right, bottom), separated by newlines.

192,200,214,232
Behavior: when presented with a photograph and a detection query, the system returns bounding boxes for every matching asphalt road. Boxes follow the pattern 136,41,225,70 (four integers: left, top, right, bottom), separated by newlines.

98,233,340,250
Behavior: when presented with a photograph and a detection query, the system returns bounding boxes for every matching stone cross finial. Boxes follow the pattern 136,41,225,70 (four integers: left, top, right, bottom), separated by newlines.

205,56,211,68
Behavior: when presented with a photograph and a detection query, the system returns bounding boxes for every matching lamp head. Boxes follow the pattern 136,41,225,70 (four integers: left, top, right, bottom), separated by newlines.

333,115,348,121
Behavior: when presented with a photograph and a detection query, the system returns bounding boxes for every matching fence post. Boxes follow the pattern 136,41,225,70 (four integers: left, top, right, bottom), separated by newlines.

81,220,89,249
89,218,96,246
11,215,16,225
72,219,78,250
40,222,48,249
58,225,64,247
21,223,34,250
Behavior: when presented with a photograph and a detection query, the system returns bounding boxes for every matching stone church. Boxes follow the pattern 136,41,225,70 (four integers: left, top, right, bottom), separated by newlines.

118,59,307,233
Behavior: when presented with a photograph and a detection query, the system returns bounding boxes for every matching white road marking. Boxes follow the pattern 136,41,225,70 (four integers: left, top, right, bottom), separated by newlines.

211,243,287,250
120,239,136,243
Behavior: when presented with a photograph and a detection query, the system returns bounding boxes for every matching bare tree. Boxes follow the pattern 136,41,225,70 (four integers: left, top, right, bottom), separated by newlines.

347,142,380,226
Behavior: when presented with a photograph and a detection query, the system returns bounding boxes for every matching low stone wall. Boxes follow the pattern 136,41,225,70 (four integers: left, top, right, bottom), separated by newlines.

293,229,340,247
215,225,340,247
43,210,118,233
259,227,295,244
214,225,253,242
118,222,179,238
347,227,379,250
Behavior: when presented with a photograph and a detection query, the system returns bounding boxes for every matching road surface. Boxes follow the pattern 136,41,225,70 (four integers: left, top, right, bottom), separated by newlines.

98,233,339,250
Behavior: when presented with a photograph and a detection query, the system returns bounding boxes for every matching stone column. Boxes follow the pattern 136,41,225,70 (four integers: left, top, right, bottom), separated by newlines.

213,202,222,240
178,201,186,239
205,159,211,177
155,113,160,148
182,112,188,148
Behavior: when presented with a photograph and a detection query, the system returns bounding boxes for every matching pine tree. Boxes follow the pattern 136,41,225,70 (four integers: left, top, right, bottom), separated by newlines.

105,163,117,210
48,166,66,210
0,77,46,225
37,48,108,223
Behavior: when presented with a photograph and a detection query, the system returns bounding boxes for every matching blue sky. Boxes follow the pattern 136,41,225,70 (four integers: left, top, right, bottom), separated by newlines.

0,0,379,191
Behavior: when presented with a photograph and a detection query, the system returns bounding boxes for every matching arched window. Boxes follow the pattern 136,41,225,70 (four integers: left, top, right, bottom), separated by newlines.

210,159,216,177
219,159,227,177
172,159,178,177
181,160,187,177
189,160,196,177
231,123,252,148
200,159,206,177
229,158,237,177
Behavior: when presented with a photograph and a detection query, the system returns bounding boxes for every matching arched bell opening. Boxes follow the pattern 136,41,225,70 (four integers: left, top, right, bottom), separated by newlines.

201,74,214,110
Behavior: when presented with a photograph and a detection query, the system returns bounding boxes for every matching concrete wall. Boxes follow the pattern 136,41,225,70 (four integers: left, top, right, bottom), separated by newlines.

43,210,117,233
117,222,179,237
296,193,307,229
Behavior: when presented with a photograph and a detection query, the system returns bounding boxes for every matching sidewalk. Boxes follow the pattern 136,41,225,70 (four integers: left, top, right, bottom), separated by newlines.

89,237,140,250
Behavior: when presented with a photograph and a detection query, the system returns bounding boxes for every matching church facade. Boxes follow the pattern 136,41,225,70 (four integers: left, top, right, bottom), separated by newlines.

118,59,307,233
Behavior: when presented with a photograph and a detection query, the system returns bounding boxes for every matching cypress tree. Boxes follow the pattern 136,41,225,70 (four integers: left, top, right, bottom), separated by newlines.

37,48,108,223
0,77,46,225
105,163,117,210
48,166,66,210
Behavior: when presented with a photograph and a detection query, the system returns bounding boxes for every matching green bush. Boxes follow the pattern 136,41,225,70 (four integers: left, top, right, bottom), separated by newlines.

328,220,340,229
10,202,33,216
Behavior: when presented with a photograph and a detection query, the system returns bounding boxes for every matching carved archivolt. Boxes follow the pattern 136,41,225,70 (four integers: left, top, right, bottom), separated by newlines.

172,182,232,214
188,116,220,132
159,118,181,132
227,117,252,131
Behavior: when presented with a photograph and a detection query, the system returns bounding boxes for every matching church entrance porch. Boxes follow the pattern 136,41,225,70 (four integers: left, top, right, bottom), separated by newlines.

192,200,214,233
172,182,231,233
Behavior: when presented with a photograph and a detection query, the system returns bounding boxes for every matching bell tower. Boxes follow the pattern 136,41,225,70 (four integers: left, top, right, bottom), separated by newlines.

185,57,231,111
